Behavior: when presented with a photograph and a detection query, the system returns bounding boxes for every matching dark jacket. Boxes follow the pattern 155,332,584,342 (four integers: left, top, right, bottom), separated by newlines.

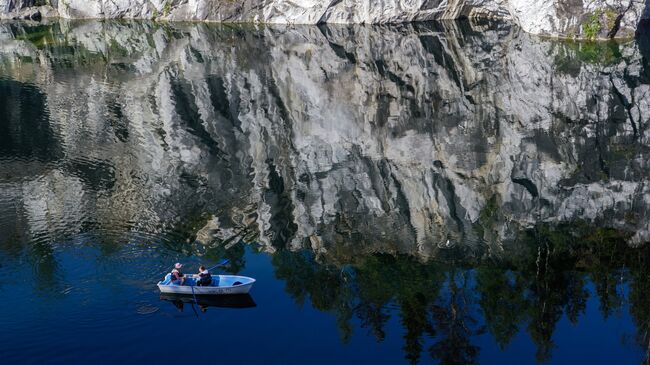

197,270,212,286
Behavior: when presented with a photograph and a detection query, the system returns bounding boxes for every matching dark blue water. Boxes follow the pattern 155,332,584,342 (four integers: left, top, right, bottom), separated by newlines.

2,236,647,365
2,236,648,364
1,19,650,364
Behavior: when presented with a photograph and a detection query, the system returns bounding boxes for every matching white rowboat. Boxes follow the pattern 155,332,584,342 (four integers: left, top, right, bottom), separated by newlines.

157,273,255,295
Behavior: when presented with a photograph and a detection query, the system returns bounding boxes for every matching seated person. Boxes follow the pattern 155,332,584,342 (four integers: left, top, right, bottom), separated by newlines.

196,265,212,286
170,263,185,285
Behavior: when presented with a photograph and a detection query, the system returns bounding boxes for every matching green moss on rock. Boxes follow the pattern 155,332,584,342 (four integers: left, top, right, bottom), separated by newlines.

582,9,603,40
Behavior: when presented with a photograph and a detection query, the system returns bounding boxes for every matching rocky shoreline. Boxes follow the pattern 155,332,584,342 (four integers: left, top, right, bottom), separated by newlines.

0,1,649,40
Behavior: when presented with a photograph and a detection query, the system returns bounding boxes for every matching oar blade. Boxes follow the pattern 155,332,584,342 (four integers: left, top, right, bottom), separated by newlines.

207,259,230,271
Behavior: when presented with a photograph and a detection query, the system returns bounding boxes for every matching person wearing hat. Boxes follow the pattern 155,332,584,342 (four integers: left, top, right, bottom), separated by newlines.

171,263,185,285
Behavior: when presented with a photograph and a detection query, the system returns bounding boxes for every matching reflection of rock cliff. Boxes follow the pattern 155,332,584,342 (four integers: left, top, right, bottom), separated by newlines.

0,0,648,39
0,20,649,258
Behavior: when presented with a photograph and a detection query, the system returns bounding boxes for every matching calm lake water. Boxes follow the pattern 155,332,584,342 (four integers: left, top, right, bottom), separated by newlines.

1,19,650,364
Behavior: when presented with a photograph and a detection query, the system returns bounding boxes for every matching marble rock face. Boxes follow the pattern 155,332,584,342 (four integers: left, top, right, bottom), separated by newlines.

1,0,648,38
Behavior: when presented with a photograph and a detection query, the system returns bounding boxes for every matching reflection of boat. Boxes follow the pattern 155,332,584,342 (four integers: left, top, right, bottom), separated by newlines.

160,293,257,309
157,274,255,295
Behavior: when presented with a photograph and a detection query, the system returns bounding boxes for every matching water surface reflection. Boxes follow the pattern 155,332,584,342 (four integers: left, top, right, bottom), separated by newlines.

0,19,649,364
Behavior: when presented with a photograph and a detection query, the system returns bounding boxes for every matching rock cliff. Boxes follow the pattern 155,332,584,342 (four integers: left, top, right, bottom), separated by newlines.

0,0,649,39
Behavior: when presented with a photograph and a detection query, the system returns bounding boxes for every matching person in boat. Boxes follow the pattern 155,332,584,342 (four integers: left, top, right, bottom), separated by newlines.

171,263,185,285
196,265,212,286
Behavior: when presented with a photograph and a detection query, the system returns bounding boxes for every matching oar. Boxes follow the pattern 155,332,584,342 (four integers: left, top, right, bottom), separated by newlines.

188,260,228,317
207,259,230,272
190,285,199,318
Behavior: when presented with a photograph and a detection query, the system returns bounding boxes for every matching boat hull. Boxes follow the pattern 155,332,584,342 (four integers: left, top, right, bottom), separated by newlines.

157,275,255,295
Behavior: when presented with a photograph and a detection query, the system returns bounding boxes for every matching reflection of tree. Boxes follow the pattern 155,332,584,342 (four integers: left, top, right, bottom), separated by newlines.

269,223,650,364
428,270,481,365
628,252,650,365
202,241,247,274
271,251,484,364
29,240,63,296
271,250,359,342
356,255,445,364
523,229,587,362
475,266,526,349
